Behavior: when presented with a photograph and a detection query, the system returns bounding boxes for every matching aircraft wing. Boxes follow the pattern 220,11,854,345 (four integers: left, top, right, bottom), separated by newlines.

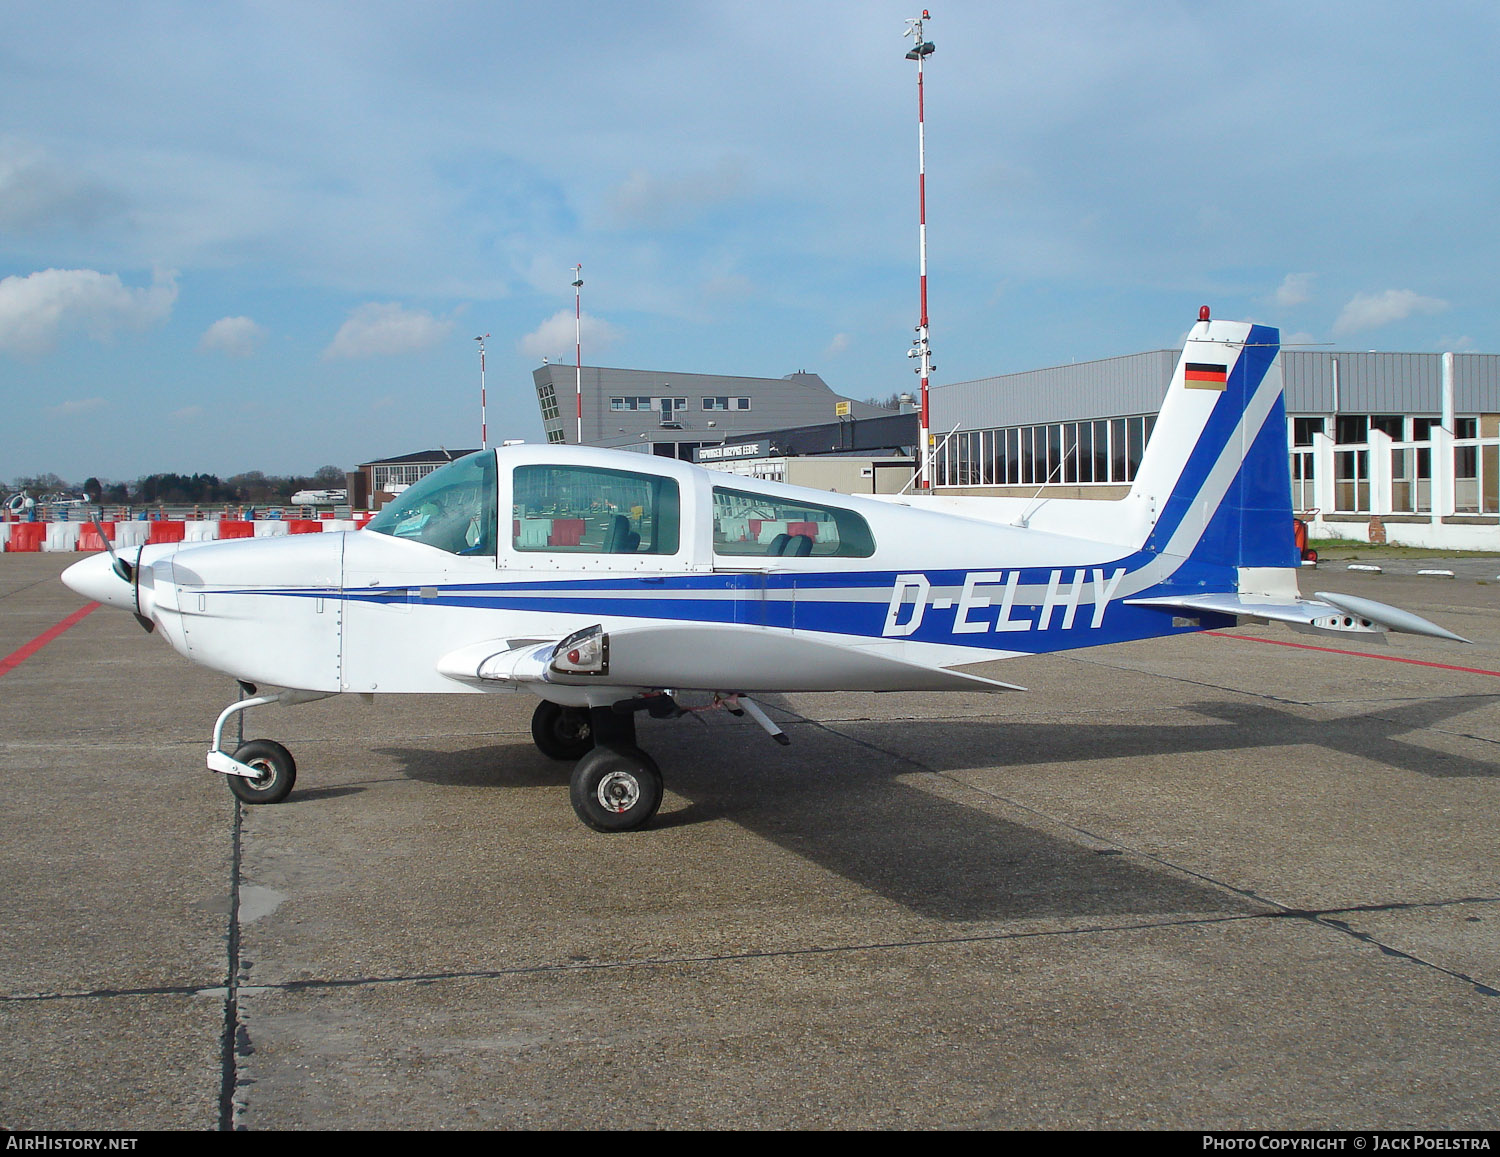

438,624,1027,693
1126,591,1469,643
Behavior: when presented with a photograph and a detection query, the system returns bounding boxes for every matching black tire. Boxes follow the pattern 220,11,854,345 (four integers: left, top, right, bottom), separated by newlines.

227,739,297,805
531,700,594,761
569,746,662,832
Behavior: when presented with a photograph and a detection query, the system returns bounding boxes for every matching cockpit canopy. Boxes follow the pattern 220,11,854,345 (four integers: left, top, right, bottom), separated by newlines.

365,451,497,555
364,448,877,562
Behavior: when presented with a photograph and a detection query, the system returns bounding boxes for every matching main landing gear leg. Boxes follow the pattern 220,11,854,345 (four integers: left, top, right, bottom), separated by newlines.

568,704,661,832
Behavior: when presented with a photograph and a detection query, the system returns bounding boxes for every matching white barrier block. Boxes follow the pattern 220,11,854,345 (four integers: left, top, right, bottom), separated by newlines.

0,524,10,549
185,521,220,542
45,523,82,552
113,522,151,547
323,520,357,532
254,521,289,537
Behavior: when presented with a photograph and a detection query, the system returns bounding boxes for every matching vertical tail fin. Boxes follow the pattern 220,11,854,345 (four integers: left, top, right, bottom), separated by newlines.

1129,319,1299,576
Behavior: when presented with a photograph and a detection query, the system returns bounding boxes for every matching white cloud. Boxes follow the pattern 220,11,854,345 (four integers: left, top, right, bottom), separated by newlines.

518,310,623,363
170,405,204,421
1274,272,1315,308
48,397,108,417
0,268,177,356
824,332,851,357
199,316,265,357
1333,289,1448,336
322,303,453,359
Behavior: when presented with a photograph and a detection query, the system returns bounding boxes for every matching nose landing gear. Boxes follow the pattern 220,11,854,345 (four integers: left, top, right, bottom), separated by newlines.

206,687,331,806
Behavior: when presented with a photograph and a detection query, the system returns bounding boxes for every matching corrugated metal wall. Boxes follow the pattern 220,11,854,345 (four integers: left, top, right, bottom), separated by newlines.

935,348,1500,433
930,350,1178,430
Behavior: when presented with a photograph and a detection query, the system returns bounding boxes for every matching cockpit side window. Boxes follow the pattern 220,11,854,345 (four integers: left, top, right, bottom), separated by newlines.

711,487,876,558
365,451,497,556
513,464,680,555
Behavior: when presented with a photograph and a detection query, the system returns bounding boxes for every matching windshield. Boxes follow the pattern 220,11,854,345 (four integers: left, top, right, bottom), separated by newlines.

365,451,497,555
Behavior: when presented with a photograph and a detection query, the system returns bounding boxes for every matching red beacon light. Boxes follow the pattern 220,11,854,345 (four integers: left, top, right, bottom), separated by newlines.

1199,305,1211,321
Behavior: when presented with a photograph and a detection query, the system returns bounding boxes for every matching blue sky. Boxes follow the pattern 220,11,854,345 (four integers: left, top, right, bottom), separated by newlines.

2,0,1497,484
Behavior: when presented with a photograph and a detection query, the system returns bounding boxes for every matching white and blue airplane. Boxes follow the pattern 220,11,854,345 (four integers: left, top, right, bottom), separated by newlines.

63,313,1465,831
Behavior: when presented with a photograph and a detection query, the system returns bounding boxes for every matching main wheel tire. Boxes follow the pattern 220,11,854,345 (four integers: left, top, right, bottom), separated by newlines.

569,746,663,832
227,739,297,805
531,701,594,761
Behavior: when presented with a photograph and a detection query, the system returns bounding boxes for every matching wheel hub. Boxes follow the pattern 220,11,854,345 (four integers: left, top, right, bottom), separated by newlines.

596,770,641,813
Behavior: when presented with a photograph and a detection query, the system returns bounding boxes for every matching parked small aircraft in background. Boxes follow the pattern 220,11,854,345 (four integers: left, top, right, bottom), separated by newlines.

289,488,348,507
63,313,1465,831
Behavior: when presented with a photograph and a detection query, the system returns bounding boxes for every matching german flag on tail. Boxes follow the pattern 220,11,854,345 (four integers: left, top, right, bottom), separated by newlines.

1184,362,1227,390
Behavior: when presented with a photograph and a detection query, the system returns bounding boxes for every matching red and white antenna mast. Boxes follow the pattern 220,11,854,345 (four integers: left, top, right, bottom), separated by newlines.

572,264,584,444
475,333,490,450
904,10,935,488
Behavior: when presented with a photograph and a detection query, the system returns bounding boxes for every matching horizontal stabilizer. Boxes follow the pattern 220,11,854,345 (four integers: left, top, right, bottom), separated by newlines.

1314,591,1470,643
1127,591,1469,643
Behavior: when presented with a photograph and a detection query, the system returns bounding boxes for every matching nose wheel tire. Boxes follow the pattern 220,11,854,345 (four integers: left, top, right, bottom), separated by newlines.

227,739,297,805
569,746,662,832
531,701,594,761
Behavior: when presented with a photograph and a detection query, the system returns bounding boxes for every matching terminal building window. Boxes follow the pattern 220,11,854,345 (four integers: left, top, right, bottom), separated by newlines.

711,487,875,558
702,397,751,411
611,396,688,412
537,383,561,422
513,464,680,555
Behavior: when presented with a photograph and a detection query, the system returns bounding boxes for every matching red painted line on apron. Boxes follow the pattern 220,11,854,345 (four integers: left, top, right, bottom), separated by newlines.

1211,631,1500,678
0,603,98,679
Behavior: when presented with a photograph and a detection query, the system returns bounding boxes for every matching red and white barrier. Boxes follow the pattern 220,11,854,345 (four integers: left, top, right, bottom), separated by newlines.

45,523,82,552
78,523,117,551
147,521,186,545
5,524,45,552
4,515,377,552
113,522,151,548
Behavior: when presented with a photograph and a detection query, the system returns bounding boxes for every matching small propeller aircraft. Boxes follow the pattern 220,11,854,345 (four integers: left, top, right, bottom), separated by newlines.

63,313,1465,831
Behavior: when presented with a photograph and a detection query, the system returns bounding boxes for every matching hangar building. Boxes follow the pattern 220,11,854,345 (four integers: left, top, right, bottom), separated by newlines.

531,363,896,462
929,347,1500,548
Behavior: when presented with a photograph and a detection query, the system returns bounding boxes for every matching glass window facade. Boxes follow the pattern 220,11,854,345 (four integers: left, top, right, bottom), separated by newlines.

934,415,1155,487
537,383,561,422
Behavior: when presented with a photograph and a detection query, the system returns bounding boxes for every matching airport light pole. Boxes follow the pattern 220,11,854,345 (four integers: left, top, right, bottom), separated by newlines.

573,265,584,445
475,333,490,450
904,10,935,488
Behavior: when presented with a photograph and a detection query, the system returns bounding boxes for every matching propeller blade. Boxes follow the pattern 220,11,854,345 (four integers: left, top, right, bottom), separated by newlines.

89,518,133,583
